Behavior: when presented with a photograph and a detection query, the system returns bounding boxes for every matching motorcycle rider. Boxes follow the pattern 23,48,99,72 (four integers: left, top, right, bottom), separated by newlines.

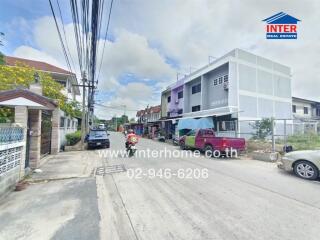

125,129,138,149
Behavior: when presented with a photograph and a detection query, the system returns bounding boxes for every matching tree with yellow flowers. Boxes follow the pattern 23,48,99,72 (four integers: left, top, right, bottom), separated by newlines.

0,62,81,121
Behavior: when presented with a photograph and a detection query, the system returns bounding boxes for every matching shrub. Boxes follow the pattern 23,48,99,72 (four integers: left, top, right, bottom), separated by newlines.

65,130,81,146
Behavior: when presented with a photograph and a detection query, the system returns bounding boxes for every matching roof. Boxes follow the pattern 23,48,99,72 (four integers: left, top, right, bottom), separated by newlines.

136,105,161,117
5,56,80,95
263,12,300,24
0,89,58,110
292,97,320,105
5,56,74,75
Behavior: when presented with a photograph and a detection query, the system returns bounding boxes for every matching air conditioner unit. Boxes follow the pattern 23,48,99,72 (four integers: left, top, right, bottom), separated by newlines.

175,99,179,104
223,82,229,90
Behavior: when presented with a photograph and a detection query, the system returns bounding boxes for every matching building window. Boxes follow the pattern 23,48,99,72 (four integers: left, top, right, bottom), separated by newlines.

213,79,218,85
167,96,171,103
67,119,71,127
192,105,201,112
292,105,296,113
218,77,223,84
304,107,308,115
60,117,65,127
178,109,183,114
316,109,320,116
178,91,183,99
224,75,228,82
167,112,170,117
192,84,201,94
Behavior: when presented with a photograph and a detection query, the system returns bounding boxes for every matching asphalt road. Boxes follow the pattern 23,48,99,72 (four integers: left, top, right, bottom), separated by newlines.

0,132,320,240
100,132,320,240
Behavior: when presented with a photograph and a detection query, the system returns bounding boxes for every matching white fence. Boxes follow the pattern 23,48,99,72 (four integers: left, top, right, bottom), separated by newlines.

0,125,25,196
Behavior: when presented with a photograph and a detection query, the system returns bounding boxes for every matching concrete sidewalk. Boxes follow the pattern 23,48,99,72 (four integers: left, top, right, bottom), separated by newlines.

29,150,100,181
0,150,102,240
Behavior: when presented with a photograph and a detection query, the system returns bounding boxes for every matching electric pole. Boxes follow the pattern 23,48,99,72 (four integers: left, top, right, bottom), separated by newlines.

80,72,87,149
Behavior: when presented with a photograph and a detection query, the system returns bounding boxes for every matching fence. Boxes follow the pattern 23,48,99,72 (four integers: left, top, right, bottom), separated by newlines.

0,125,25,196
235,119,320,152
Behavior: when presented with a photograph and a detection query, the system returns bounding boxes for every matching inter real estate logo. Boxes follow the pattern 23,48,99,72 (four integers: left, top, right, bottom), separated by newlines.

262,12,301,39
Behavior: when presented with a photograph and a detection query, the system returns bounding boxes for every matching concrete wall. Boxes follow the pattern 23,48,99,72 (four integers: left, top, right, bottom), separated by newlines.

184,77,201,113
161,90,171,118
236,49,292,120
202,63,229,110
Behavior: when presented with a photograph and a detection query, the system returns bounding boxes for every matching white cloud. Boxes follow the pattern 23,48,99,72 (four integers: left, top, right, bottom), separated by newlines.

9,0,320,119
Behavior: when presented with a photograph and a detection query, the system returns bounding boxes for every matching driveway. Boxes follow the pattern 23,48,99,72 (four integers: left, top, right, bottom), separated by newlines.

0,132,319,240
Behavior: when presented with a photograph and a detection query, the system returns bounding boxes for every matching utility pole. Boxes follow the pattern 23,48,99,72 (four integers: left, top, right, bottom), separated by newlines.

80,72,87,150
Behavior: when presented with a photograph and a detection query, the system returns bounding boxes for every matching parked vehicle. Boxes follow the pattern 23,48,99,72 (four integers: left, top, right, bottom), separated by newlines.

277,150,320,180
179,129,245,157
87,129,110,149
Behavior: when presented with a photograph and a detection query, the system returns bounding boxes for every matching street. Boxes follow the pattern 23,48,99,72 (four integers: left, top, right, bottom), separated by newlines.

1,132,320,240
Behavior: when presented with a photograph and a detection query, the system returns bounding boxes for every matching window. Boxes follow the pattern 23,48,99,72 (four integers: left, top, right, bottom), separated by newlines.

191,84,201,94
292,105,296,113
213,79,218,85
167,112,170,117
178,91,183,99
186,130,196,136
224,75,228,82
178,109,183,114
167,96,171,103
60,117,65,127
304,107,308,115
67,119,71,127
317,109,320,116
192,105,201,112
218,77,223,84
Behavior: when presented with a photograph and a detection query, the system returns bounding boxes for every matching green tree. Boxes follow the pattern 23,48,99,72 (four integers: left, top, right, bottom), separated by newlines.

250,118,273,140
0,62,81,118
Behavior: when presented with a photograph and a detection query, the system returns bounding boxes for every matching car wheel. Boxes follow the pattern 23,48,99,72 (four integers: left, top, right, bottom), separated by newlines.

294,161,319,180
204,145,213,158
180,142,186,150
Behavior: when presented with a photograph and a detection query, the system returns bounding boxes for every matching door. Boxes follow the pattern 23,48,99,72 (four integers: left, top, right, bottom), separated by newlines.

185,130,196,147
41,110,52,156
25,116,31,168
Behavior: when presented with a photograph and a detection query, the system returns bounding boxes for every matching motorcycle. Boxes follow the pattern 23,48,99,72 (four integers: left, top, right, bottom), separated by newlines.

126,143,137,157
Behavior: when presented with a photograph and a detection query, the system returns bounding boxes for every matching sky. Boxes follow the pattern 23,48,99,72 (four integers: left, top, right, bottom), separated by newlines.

0,0,319,119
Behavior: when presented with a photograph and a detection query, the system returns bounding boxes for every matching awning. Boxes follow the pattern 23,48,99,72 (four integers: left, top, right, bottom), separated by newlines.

177,117,214,130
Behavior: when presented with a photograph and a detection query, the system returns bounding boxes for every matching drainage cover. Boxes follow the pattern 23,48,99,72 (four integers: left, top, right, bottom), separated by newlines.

95,165,126,176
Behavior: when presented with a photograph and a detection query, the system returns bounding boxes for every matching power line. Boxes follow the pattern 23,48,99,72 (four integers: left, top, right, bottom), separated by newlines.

96,0,114,84
48,0,74,75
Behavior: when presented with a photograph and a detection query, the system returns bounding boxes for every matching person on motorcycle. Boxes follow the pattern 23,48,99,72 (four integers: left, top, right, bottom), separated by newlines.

125,129,138,149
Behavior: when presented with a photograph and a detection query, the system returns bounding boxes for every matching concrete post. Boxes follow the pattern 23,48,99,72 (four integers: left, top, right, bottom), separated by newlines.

14,106,28,177
28,109,41,169
51,108,60,154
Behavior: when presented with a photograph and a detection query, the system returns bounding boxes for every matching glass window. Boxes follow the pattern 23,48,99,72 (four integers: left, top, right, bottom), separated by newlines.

178,109,183,114
218,77,223,84
192,105,201,112
167,96,171,103
178,91,183,99
224,75,228,82
213,79,218,85
304,107,308,114
186,130,196,136
292,105,296,113
60,117,65,127
191,84,201,94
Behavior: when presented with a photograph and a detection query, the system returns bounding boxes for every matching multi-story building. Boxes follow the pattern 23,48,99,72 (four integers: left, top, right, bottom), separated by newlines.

4,56,80,147
292,97,320,120
5,56,80,101
161,49,292,137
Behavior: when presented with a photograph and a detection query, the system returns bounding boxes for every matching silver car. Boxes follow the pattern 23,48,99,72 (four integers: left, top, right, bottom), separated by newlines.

277,150,320,180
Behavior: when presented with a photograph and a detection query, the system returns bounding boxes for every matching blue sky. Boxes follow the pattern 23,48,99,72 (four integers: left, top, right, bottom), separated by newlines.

1,0,320,119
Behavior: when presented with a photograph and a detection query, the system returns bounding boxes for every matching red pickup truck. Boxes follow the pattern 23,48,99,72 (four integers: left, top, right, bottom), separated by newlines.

179,129,245,157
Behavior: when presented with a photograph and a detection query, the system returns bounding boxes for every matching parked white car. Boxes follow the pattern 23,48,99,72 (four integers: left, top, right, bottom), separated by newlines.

277,150,320,180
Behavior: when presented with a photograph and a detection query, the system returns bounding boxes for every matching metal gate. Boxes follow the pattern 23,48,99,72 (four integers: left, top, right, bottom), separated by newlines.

41,110,52,156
